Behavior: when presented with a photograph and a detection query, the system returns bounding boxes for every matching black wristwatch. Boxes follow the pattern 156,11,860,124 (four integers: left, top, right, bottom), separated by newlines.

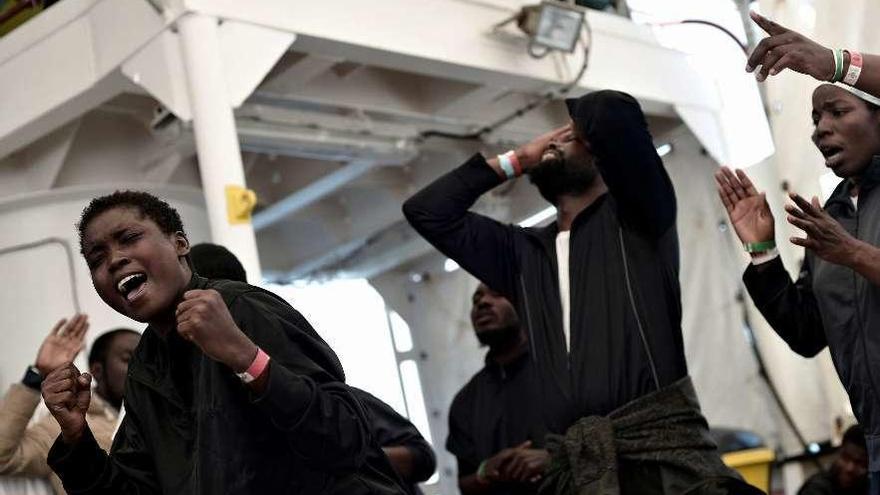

21,366,43,391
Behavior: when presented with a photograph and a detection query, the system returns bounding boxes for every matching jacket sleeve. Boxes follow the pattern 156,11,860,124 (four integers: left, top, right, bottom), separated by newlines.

402,154,521,299
0,383,58,477
235,292,372,473
354,388,436,482
743,256,827,357
579,91,676,238
47,412,161,494
446,394,479,478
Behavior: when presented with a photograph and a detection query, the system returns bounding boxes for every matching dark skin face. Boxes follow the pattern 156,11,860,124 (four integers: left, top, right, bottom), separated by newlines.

470,284,520,346
82,207,192,324
832,442,868,489
811,85,880,180
90,332,140,410
529,125,599,204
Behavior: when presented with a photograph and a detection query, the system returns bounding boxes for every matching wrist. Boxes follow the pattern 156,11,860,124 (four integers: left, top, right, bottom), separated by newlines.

514,147,538,171
60,427,84,445
744,239,776,254
476,460,491,485
21,365,43,391
229,341,258,373
847,238,872,269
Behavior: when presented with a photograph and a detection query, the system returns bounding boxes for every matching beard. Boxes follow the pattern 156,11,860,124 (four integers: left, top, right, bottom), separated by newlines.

528,154,598,205
475,323,521,348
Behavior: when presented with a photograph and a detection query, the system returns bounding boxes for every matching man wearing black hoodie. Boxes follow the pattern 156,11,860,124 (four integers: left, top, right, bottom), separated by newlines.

404,90,755,494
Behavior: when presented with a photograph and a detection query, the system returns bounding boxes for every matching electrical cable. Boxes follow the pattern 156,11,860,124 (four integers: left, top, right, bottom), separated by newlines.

648,19,749,56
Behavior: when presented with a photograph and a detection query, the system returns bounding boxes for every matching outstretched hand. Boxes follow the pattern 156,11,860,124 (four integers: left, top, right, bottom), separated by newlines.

715,166,775,245
786,193,860,265
746,11,836,82
35,314,89,376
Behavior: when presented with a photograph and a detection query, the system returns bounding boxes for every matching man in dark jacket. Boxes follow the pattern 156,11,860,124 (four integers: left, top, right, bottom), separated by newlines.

40,191,407,494
190,241,437,494
404,90,744,493
447,283,547,495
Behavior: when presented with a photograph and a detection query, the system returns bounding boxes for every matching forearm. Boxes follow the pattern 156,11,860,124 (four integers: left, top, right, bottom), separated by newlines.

583,92,675,235
847,52,880,100
251,363,368,471
48,425,111,493
743,257,827,356
0,384,49,474
848,239,880,286
402,154,520,297
383,446,416,481
403,154,502,235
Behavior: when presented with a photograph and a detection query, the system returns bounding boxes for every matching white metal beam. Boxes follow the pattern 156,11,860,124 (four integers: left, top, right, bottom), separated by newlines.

253,160,378,231
261,53,342,94
0,0,169,159
184,0,720,110
178,13,262,281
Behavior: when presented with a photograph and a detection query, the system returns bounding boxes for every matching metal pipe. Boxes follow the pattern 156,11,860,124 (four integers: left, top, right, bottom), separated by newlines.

253,160,377,231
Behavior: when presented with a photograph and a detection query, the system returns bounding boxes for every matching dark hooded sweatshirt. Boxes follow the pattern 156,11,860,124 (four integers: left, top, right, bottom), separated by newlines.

743,157,880,473
47,275,407,494
403,90,687,436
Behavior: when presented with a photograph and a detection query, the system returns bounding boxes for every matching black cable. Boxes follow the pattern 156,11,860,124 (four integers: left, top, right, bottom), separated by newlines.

678,19,749,55
418,18,592,142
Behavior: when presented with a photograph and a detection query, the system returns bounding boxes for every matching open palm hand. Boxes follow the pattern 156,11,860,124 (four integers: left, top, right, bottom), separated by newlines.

715,167,775,244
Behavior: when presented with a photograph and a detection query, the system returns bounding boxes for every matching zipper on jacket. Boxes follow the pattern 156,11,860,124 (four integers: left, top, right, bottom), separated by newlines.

618,227,661,391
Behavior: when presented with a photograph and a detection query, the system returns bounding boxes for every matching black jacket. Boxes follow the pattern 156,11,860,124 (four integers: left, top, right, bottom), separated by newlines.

404,90,688,433
447,346,545,494
48,275,407,494
353,388,436,494
743,156,880,472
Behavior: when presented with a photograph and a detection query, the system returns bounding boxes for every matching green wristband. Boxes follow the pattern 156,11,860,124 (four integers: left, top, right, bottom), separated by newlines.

476,460,490,484
744,240,776,253
833,49,844,82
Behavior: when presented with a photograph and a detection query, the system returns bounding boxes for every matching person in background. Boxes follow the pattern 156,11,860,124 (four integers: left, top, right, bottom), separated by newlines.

799,424,868,495
720,11,880,491
0,314,139,494
190,241,436,494
447,283,547,495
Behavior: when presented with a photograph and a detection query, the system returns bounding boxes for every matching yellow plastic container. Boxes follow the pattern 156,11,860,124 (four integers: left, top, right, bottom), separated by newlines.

722,447,775,493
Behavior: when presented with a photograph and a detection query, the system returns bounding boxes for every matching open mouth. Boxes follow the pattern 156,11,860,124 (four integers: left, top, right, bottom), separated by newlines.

819,144,844,166
541,148,563,163
117,273,148,303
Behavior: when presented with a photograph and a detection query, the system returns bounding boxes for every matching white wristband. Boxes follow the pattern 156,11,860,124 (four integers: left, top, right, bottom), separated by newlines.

497,154,516,180
843,50,863,86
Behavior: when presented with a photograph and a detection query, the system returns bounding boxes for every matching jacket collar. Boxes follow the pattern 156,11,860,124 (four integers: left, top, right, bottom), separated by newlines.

826,155,880,210
524,193,609,247
484,341,530,380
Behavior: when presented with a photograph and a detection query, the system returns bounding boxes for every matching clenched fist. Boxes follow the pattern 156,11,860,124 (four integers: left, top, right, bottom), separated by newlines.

175,289,257,373
42,363,92,444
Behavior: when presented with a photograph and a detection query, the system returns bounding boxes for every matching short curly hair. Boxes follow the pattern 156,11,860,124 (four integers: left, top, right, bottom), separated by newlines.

77,190,187,254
